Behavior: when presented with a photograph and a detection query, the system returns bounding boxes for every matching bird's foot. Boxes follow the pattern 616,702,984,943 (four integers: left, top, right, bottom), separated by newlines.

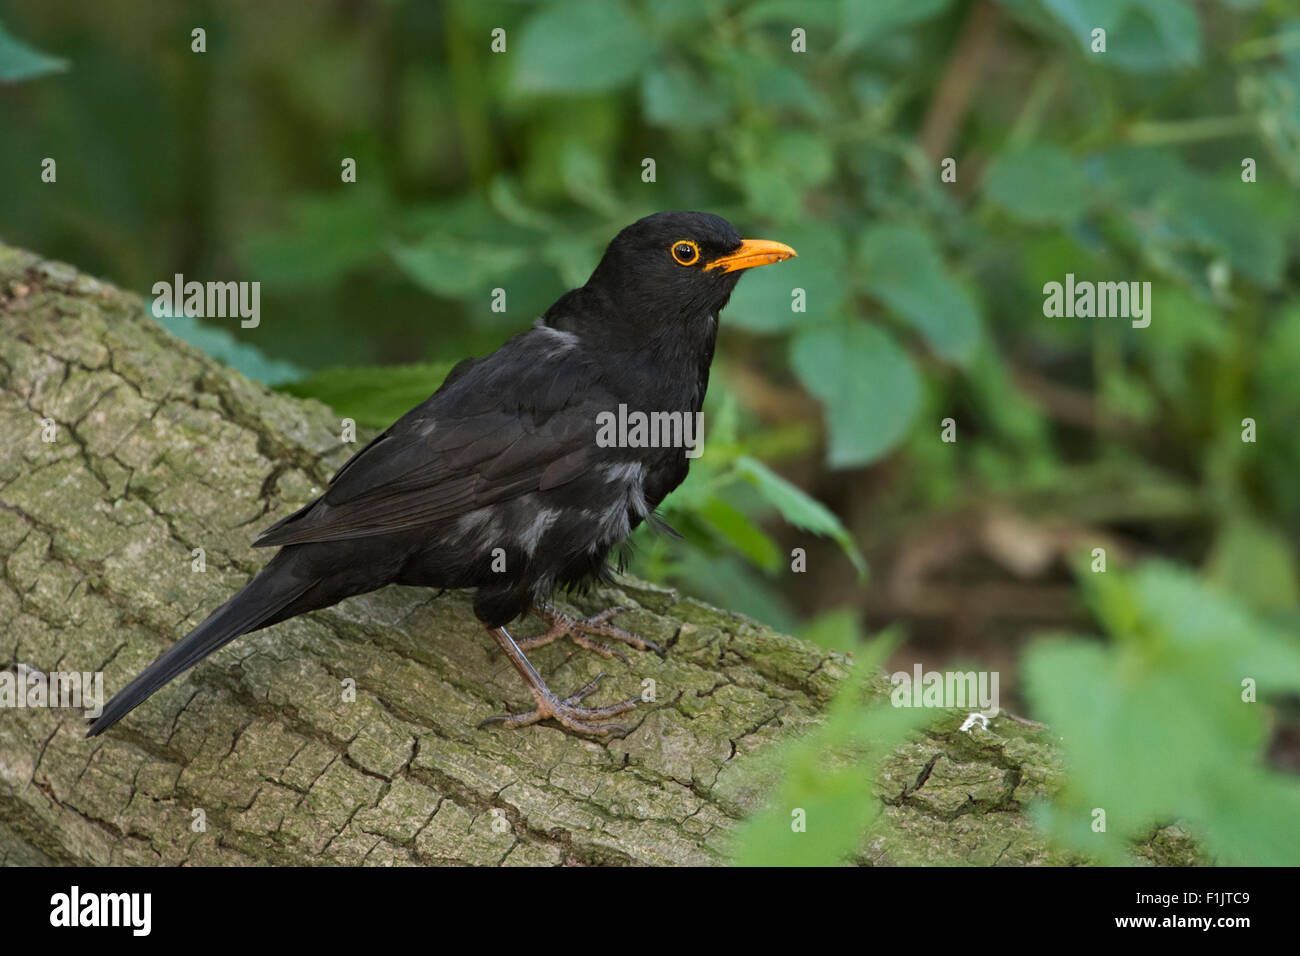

481,624,648,739
479,673,644,737
519,602,662,663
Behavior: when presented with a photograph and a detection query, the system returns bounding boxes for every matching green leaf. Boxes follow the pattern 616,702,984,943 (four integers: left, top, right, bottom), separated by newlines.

1260,305,1300,419
391,236,530,298
239,186,389,288
697,495,782,572
768,130,835,189
0,22,68,83
727,130,835,219
715,48,831,120
733,455,867,576
151,311,304,387
1205,518,1300,613
984,144,1091,225
1037,0,1125,41
1041,0,1201,72
1165,178,1285,287
1120,0,1202,71
799,607,863,652
559,141,620,216
1240,52,1300,183
278,362,454,429
640,65,729,128
840,0,953,50
743,1,842,28
668,549,798,633
1025,562,1300,865
1095,148,1285,289
790,321,921,469
515,0,654,93
488,176,560,233
1129,563,1300,691
859,223,982,363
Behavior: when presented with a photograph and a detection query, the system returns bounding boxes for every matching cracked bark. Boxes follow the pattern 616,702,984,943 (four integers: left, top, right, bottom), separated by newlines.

0,243,1176,866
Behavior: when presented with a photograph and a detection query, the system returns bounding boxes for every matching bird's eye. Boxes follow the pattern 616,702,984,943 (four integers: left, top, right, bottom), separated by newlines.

671,240,700,266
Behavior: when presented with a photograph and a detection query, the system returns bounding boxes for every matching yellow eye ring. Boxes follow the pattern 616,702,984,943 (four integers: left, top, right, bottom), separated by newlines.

671,240,700,266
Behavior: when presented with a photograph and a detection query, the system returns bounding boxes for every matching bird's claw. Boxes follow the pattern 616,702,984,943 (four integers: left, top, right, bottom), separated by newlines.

520,603,663,663
479,674,645,737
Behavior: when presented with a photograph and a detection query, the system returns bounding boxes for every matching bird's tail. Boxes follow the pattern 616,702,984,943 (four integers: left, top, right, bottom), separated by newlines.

86,554,312,737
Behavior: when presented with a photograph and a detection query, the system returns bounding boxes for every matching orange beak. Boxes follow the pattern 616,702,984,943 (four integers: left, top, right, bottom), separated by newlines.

704,238,798,274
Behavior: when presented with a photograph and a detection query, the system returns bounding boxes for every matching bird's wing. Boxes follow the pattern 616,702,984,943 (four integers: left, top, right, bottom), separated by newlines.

254,333,608,547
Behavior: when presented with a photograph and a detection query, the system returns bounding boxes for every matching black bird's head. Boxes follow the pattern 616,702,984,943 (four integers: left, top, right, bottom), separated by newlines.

572,211,796,344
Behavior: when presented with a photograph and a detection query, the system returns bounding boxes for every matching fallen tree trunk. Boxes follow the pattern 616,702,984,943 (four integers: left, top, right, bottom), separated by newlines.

0,242,1087,866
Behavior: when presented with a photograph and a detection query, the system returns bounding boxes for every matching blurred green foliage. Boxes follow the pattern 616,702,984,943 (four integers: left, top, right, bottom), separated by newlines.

729,631,929,866
0,20,65,81
735,558,1300,866
1024,560,1300,865
3,0,1299,864
281,360,456,426
629,389,864,630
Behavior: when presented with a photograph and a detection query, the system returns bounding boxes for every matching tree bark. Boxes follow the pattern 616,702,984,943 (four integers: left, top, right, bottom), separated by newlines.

0,242,1086,866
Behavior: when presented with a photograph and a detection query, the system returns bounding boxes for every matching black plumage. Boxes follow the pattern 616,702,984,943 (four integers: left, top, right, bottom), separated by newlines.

87,210,795,737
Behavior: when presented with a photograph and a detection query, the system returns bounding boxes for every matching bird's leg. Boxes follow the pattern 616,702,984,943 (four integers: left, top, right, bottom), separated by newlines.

479,625,645,737
516,601,663,663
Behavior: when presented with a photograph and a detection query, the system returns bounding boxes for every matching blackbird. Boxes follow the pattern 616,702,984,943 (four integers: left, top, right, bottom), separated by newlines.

87,211,796,738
